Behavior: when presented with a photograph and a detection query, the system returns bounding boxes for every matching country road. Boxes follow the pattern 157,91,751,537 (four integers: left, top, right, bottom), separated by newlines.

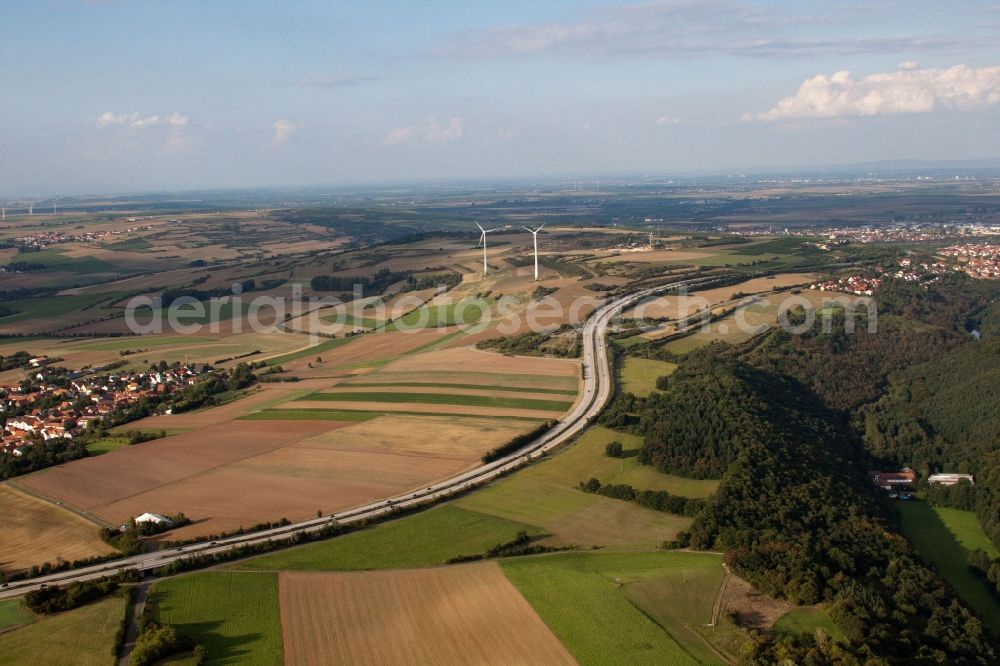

0,277,710,600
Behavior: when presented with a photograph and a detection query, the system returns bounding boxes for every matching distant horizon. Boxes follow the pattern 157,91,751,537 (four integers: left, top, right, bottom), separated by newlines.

3,155,1000,201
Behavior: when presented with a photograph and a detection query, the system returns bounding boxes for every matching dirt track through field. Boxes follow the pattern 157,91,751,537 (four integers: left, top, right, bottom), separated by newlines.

279,564,576,666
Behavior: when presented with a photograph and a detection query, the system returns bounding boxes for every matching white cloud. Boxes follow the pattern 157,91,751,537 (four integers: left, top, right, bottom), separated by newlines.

744,64,1000,122
95,111,189,129
383,117,465,145
383,126,417,145
656,115,681,126
425,117,464,141
271,118,296,147
294,75,377,88
439,2,995,59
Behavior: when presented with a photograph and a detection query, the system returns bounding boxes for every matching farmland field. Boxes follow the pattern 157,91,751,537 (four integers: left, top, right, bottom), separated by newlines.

501,551,726,665
456,474,691,548
0,484,115,574
620,357,677,396
773,606,846,643
279,564,574,665
299,389,574,411
151,571,283,665
337,380,577,395
898,502,1000,632
659,289,860,355
273,346,582,420
624,273,815,321
230,505,540,572
19,408,532,540
520,426,719,498
0,596,127,666
0,599,34,632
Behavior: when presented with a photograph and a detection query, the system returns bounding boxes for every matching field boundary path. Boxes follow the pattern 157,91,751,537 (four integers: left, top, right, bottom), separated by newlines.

0,276,719,600
118,578,151,666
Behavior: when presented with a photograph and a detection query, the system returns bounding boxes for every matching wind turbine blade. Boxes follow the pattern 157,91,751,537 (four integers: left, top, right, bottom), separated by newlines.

522,227,534,233
474,220,485,233
537,223,545,231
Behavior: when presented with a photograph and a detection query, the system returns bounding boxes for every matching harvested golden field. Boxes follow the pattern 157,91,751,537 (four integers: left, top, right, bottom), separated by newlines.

382,346,579,378
280,329,448,374
279,564,575,666
340,369,579,392
626,273,815,320
0,484,115,573
279,400,565,420
17,419,342,522
126,386,303,429
20,413,523,539
321,385,574,401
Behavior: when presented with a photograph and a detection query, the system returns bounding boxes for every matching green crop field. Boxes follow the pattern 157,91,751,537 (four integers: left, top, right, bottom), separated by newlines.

142,302,252,326
104,237,152,251
239,409,380,422
620,357,677,397
728,238,819,255
339,381,577,395
0,599,34,631
898,502,1000,633
501,551,725,666
0,596,126,666
387,298,493,330
622,566,729,663
229,505,540,572
455,473,691,548
320,312,381,328
263,336,354,366
86,435,131,455
18,248,119,273
151,571,283,665
524,426,719,498
0,293,117,324
773,606,846,643
301,390,574,411
87,427,189,455
73,335,212,351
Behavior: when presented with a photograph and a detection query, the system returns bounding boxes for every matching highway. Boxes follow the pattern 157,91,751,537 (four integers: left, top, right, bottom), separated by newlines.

0,277,710,600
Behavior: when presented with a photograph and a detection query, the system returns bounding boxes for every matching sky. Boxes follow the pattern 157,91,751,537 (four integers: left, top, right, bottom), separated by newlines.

2,0,1000,195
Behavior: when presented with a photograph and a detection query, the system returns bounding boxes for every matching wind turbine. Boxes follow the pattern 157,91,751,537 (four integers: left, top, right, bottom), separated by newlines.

522,224,545,281
474,220,498,276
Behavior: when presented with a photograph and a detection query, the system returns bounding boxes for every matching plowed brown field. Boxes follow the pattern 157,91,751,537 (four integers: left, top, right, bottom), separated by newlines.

278,564,576,666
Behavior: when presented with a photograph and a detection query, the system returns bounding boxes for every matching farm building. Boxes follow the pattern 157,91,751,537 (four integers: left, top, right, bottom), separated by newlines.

869,468,916,490
135,513,174,526
927,473,975,486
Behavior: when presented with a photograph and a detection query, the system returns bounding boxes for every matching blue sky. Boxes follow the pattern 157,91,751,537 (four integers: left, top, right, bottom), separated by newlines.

2,1,999,194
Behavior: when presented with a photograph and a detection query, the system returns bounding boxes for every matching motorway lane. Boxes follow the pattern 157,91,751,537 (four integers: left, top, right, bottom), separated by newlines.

0,277,709,600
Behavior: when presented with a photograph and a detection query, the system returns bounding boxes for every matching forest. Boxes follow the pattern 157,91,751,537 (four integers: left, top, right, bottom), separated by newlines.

607,274,1000,662
643,352,995,662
